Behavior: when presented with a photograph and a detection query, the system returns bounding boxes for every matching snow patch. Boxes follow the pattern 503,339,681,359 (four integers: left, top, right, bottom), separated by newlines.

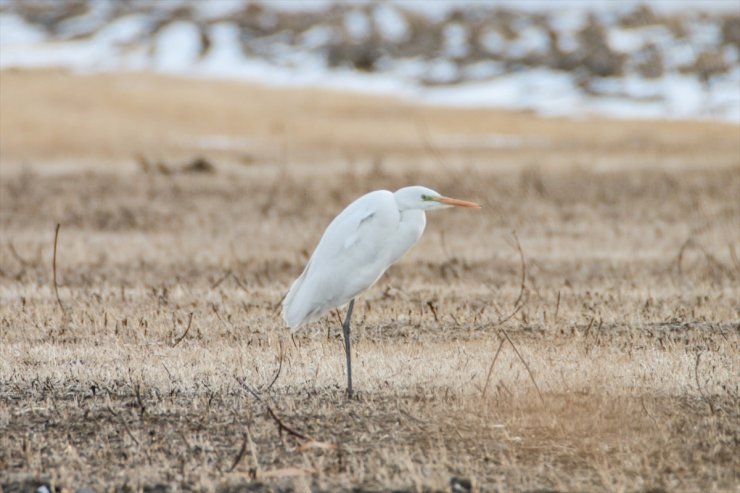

373,4,409,43
344,9,371,42
152,21,202,72
0,14,46,45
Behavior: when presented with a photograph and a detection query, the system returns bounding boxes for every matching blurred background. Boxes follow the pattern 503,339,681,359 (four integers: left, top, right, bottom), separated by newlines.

1,0,739,122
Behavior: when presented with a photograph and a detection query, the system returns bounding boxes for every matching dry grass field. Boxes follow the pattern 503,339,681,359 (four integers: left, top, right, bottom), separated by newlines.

0,69,738,492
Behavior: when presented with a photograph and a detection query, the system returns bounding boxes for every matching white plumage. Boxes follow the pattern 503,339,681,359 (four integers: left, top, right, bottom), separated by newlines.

281,185,480,395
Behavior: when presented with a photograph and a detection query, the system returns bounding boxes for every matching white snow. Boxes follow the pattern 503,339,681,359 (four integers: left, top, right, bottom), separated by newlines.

192,0,247,20
479,29,506,55
442,23,469,58
609,28,649,53
94,15,150,46
255,0,336,13
505,24,551,58
55,0,116,38
299,25,337,50
373,4,409,43
462,60,506,80
417,69,580,115
397,0,739,16
344,9,372,42
424,58,459,84
0,14,46,45
151,21,202,72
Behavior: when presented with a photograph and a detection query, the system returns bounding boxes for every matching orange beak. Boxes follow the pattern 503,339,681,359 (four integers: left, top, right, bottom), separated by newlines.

435,196,481,208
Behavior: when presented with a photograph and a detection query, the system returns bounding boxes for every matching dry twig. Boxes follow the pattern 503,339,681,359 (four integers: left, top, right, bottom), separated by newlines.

481,232,545,405
500,328,545,406
426,300,439,322
52,223,66,315
172,312,194,347
265,405,310,441
233,376,314,443
482,337,506,398
694,352,717,415
228,432,249,473
9,241,32,267
266,337,285,391
211,269,232,289
511,231,526,308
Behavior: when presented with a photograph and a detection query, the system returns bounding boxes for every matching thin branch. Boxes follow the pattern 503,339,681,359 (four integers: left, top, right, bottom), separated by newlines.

694,352,717,415
8,241,32,267
416,115,543,407
266,337,284,391
265,405,310,441
234,375,262,400
107,405,140,446
211,269,232,289
172,312,194,347
729,243,740,274
479,302,523,398
52,223,66,315
134,382,146,418
481,230,528,398
232,274,250,294
233,376,313,442
246,424,261,474
482,336,506,398
676,237,693,277
228,432,249,472
211,303,235,331
494,302,523,328
426,300,439,322
511,231,526,309
499,328,545,406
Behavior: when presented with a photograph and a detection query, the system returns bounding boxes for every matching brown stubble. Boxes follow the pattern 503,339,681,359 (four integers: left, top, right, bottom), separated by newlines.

0,69,739,492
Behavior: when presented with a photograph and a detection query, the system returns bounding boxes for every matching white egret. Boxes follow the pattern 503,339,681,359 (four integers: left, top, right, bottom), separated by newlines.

282,186,480,396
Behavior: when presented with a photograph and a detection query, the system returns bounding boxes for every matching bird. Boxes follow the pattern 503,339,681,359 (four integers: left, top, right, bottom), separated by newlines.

282,185,480,396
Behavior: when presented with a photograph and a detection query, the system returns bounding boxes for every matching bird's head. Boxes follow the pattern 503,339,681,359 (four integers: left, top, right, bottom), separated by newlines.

394,186,481,211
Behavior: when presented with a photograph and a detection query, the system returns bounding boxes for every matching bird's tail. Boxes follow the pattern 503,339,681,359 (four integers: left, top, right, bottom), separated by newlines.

281,266,310,329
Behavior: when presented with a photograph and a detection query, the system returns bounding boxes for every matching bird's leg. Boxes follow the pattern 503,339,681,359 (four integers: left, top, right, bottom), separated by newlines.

342,299,355,398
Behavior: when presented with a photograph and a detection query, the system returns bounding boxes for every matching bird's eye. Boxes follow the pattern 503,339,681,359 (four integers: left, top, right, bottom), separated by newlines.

421,194,431,201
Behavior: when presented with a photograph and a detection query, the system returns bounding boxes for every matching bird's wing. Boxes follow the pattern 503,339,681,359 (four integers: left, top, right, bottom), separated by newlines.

282,190,400,327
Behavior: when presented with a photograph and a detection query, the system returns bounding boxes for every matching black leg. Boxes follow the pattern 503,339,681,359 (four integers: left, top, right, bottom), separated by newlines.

342,299,355,398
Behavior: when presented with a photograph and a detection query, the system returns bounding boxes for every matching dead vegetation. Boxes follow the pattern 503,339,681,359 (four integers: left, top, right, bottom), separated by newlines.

0,69,738,492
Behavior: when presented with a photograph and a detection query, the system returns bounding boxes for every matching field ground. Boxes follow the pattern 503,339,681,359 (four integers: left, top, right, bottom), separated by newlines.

0,69,738,492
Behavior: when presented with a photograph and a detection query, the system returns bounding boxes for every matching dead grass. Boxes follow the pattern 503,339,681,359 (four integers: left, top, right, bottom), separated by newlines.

1,69,739,168
0,69,739,492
